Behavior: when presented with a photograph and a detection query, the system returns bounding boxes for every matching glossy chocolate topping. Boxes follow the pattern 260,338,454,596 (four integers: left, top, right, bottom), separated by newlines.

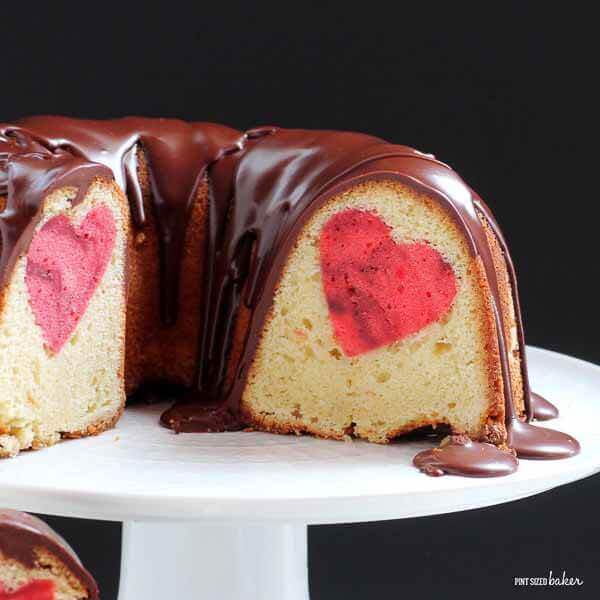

0,509,99,599
0,116,580,475
530,391,560,421
413,434,518,477
507,418,579,459
0,131,111,287
2,117,242,324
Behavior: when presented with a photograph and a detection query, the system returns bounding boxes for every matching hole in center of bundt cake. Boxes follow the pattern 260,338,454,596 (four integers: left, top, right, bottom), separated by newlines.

25,205,117,354
319,209,457,356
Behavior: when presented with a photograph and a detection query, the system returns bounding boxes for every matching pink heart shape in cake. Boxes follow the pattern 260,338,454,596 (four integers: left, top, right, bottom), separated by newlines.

320,209,457,356
25,205,116,354
0,580,55,600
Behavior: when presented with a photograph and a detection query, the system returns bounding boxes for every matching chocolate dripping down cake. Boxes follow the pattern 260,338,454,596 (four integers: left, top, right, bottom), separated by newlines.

0,117,579,476
0,509,98,600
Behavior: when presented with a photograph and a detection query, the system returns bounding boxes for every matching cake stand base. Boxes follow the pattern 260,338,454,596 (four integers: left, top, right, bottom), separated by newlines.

117,521,309,600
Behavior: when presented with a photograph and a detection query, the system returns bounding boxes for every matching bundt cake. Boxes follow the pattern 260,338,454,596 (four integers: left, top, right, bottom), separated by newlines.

0,509,98,599
0,116,579,476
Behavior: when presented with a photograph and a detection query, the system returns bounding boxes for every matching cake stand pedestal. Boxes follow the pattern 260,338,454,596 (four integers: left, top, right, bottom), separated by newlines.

119,521,309,599
1,347,600,600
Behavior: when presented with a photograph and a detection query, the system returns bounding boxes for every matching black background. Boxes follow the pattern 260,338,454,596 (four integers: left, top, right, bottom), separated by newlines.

3,2,597,598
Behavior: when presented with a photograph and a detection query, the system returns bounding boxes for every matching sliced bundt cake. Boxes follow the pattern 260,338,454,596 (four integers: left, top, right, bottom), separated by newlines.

0,117,578,474
0,510,98,599
0,137,128,458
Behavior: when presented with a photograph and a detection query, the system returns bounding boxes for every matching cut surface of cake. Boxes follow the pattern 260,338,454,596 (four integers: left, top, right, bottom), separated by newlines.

0,117,579,475
0,510,98,599
0,137,129,458
243,179,501,443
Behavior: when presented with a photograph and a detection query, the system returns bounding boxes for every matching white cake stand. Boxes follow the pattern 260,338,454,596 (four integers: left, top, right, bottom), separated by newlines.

1,346,599,600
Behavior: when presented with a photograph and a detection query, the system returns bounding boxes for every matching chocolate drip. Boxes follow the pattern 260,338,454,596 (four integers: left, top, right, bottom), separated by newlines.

0,117,580,473
413,435,518,477
0,509,99,599
507,419,579,459
473,200,579,459
530,391,559,421
1,117,242,324
0,131,111,286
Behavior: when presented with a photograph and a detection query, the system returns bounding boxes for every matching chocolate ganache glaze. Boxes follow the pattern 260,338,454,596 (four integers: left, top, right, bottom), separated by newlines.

0,132,111,285
0,117,579,477
0,509,99,598
1,117,242,324
413,434,518,477
530,391,560,421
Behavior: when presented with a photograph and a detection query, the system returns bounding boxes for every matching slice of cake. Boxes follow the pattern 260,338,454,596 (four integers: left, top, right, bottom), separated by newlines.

0,510,98,599
241,178,508,443
160,129,520,453
0,145,128,458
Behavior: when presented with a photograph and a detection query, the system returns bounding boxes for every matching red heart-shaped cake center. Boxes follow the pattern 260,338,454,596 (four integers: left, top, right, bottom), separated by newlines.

320,209,457,356
25,205,116,354
0,580,55,600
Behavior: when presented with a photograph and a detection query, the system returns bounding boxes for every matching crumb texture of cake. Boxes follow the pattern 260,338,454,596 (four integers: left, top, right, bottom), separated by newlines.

0,510,98,599
242,179,503,443
0,180,128,458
